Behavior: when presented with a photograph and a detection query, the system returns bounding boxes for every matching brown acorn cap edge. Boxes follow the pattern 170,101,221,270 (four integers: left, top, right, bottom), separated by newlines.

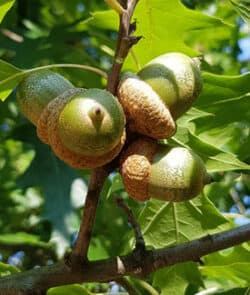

120,137,158,202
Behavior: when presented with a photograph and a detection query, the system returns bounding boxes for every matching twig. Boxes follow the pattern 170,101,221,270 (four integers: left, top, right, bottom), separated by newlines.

106,0,141,94
115,277,138,295
116,197,145,251
0,224,249,294
70,0,140,266
71,167,110,263
230,188,246,214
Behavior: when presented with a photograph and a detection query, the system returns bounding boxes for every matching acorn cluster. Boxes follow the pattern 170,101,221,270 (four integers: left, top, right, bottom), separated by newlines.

16,52,211,202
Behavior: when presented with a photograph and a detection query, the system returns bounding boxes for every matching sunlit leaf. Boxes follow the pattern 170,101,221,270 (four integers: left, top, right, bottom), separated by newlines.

0,262,19,277
153,263,203,295
230,0,250,24
201,244,250,288
0,0,15,23
171,127,250,172
47,284,91,295
138,196,228,249
0,60,23,101
85,0,232,70
0,232,52,249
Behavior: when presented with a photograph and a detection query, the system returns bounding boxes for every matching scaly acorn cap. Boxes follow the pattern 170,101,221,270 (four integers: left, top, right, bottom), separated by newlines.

38,88,126,169
118,73,176,139
37,88,80,144
138,52,202,119
120,137,211,202
16,70,74,126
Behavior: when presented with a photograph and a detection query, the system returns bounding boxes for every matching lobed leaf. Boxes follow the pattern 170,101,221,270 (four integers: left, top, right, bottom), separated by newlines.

171,127,250,172
138,196,228,249
85,0,232,70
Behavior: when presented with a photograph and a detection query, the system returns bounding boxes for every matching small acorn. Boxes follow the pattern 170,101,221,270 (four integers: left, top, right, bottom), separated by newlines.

16,70,74,125
120,137,211,202
38,88,126,169
138,52,202,119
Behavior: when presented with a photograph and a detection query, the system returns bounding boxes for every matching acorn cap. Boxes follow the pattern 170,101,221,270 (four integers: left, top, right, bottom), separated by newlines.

118,73,176,139
120,137,158,201
16,70,74,126
37,88,81,144
40,88,126,169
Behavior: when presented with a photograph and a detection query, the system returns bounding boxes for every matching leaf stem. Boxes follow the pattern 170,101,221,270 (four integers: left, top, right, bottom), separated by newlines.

25,64,108,79
104,0,126,14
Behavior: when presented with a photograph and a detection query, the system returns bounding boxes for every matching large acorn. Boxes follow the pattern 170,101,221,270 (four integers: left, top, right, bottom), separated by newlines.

118,53,202,139
16,70,74,125
118,72,176,139
120,137,211,202
37,88,126,169
138,52,202,119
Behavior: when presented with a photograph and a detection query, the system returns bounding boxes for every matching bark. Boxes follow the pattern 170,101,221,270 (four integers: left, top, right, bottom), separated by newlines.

0,224,249,294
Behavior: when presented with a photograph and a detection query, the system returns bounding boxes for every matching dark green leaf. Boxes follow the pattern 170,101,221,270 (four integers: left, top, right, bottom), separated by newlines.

17,126,80,257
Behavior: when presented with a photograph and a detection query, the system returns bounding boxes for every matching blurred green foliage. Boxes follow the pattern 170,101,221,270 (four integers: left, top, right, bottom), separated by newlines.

0,0,250,294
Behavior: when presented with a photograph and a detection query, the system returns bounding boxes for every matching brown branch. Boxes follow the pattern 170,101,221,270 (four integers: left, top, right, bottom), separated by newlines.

0,224,249,294
116,197,145,251
71,167,111,263
67,0,141,268
107,0,141,94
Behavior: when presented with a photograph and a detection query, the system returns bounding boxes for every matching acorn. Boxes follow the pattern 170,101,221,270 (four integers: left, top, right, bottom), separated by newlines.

138,52,202,119
38,88,126,169
16,70,74,126
118,73,176,139
120,137,211,202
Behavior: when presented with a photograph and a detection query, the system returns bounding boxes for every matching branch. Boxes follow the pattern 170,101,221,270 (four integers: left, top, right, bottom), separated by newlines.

71,167,111,263
106,0,141,94
70,0,141,267
116,197,145,251
1,224,249,294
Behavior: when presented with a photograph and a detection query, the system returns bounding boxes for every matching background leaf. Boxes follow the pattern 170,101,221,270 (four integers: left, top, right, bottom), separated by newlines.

0,0,15,23
16,126,82,257
0,59,23,101
153,262,203,295
47,284,91,295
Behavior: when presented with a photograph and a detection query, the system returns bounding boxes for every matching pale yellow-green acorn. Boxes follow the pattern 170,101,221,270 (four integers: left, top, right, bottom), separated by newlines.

120,137,211,202
138,52,202,119
118,72,176,139
16,70,74,126
38,88,126,169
